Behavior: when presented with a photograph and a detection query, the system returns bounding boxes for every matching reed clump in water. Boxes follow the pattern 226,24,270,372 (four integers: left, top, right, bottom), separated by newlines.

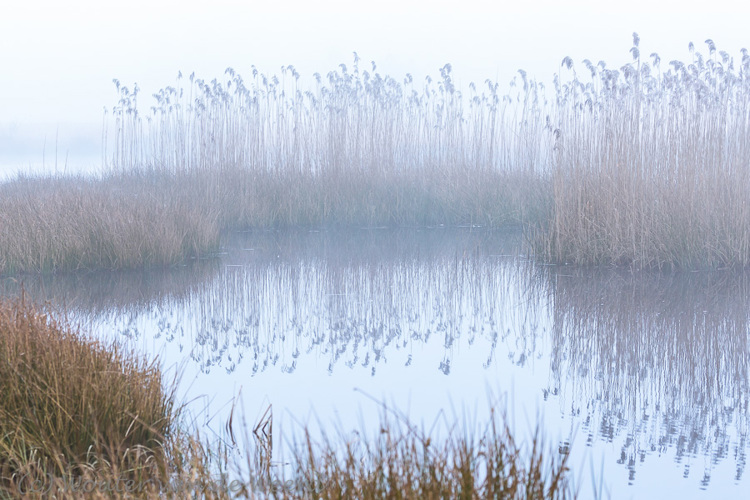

0,170,221,274
0,164,545,274
106,58,553,228
109,37,750,269
540,35,750,268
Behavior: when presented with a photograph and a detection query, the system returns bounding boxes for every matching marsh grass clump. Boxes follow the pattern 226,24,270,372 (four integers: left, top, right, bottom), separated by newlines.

259,408,574,499
0,169,221,274
0,163,548,274
0,296,177,496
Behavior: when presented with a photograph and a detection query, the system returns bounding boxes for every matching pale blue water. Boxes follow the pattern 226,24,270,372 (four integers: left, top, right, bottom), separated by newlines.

4,228,748,499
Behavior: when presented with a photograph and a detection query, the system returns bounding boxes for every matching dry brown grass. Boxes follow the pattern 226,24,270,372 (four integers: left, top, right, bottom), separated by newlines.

255,408,574,500
0,295,178,497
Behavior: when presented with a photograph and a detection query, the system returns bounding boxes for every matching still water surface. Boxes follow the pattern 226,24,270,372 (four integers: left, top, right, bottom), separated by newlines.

4,228,748,499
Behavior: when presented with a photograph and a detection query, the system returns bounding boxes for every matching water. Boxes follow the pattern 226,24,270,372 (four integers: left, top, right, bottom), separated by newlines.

4,227,748,499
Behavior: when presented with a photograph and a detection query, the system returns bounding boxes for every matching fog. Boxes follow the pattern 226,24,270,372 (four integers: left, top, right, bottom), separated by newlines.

1,0,749,173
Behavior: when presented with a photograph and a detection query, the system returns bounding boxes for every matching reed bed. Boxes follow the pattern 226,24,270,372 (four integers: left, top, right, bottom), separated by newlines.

3,36,750,272
105,36,750,269
0,165,542,274
0,297,574,499
0,170,221,274
107,59,552,177
540,35,750,267
104,58,553,229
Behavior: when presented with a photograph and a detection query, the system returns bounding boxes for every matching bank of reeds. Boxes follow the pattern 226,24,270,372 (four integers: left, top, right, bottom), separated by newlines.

0,297,574,499
108,60,552,177
0,170,220,274
0,165,546,274
540,35,750,267
4,36,750,271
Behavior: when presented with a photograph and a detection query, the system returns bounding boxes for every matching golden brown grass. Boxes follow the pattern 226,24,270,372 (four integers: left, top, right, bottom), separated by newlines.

0,295,177,497
256,409,574,500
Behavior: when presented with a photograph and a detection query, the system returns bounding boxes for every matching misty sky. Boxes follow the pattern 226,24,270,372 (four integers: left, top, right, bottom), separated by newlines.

1,0,749,170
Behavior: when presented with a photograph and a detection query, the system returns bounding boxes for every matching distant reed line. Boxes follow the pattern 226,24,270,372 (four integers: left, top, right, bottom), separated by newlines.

104,35,750,269
3,35,750,273
106,57,553,176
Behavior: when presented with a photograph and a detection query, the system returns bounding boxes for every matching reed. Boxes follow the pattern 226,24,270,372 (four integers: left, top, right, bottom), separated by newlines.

104,58,553,234
107,61,552,178
4,36,750,272
244,405,574,499
0,170,221,274
104,36,750,268
0,165,547,274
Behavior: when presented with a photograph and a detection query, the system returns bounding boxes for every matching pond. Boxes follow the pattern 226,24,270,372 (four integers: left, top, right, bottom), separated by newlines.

4,227,748,499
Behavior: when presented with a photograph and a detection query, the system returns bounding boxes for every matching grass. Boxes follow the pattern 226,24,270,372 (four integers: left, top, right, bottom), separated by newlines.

0,296,575,499
245,407,574,499
0,165,548,274
0,295,177,497
0,170,221,274
3,35,750,273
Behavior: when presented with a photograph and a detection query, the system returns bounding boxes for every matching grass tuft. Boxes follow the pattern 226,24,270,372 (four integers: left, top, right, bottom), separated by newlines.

0,295,177,497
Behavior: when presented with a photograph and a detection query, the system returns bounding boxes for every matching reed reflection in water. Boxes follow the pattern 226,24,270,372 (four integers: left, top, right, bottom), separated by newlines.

3,228,750,497
542,267,749,489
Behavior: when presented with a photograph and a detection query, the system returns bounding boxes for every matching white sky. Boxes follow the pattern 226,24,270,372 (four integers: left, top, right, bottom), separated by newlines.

1,0,749,167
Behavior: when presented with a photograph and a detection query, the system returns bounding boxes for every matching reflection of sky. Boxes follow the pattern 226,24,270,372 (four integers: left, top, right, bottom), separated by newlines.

4,228,749,499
